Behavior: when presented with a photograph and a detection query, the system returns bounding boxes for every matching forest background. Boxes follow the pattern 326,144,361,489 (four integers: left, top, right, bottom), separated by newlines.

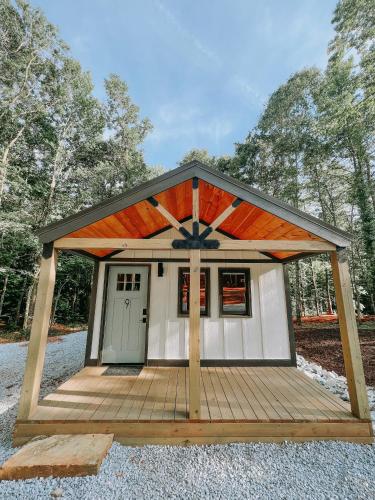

0,0,374,335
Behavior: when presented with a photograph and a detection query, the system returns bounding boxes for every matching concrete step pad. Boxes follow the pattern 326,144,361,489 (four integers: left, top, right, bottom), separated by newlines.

0,434,113,480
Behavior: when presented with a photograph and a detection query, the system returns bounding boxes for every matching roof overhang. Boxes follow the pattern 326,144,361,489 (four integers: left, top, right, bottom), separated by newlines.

37,161,351,261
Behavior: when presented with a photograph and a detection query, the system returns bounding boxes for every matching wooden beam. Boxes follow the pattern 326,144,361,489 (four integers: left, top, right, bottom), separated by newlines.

54,238,176,250
330,250,370,419
147,197,188,234
17,244,58,419
209,199,241,231
192,177,199,223
189,249,201,420
218,240,335,252
54,238,335,252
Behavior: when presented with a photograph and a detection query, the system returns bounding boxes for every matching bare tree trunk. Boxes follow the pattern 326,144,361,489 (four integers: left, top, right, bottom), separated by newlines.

15,277,27,326
72,288,77,315
294,261,302,325
22,282,33,331
38,120,71,225
0,273,9,318
325,269,333,315
301,277,306,317
0,126,25,205
23,265,40,330
50,281,67,325
310,260,320,316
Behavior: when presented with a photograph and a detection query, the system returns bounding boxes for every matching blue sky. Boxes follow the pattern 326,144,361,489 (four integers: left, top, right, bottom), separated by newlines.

32,0,337,169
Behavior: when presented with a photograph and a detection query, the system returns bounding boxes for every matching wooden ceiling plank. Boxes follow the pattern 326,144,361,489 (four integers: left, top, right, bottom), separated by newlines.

232,212,277,239
221,205,263,235
112,211,144,238
200,182,216,222
134,201,168,234
207,186,235,223
209,200,241,232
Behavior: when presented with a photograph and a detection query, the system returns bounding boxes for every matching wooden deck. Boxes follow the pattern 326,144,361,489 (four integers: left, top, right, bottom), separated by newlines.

14,366,373,446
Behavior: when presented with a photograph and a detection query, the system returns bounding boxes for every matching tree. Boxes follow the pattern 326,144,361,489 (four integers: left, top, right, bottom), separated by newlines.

179,149,216,167
0,0,156,332
84,74,153,202
0,0,64,207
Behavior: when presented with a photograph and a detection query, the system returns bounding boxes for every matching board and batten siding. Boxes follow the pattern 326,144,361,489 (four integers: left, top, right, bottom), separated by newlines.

89,260,291,362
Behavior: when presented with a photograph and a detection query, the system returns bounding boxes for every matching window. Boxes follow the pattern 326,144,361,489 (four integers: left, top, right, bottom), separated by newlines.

116,272,141,291
178,268,210,317
218,268,251,316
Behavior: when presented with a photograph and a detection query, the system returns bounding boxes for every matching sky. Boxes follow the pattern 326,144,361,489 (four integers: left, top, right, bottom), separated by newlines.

32,0,337,169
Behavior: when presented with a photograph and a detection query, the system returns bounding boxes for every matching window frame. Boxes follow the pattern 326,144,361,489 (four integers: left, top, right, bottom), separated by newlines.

177,267,210,317
218,267,251,318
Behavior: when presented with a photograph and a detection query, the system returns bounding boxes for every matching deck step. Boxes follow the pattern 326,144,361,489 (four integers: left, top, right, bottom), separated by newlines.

0,434,113,480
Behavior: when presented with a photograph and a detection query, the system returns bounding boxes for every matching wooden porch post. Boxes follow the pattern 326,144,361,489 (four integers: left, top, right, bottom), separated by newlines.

189,176,201,419
330,249,370,419
189,249,201,419
18,243,58,420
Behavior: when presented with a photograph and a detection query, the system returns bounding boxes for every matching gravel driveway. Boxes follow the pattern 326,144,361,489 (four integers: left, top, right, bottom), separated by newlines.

0,332,374,500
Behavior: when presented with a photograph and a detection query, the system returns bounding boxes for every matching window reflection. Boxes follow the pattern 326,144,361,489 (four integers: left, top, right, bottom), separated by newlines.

179,268,209,316
219,269,250,316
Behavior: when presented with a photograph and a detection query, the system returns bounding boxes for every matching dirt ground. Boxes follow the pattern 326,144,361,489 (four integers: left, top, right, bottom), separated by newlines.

0,323,86,344
294,316,375,386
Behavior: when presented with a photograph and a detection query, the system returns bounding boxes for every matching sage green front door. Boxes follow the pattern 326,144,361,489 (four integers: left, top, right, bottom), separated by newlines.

101,266,149,363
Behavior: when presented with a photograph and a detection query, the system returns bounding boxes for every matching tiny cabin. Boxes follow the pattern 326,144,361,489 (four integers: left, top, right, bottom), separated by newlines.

14,161,373,445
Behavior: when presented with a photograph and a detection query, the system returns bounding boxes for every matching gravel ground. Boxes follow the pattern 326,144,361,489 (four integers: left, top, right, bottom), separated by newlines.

297,354,375,420
0,331,374,500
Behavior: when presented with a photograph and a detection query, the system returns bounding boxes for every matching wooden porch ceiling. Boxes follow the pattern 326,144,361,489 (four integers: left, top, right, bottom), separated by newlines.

65,179,324,260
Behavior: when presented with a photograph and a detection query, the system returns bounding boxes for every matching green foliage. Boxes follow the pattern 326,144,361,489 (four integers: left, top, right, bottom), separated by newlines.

1,0,374,333
230,0,375,315
179,1,375,317
0,0,155,330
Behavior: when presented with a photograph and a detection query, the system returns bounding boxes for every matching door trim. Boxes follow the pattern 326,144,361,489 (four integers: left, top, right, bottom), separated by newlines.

98,263,151,365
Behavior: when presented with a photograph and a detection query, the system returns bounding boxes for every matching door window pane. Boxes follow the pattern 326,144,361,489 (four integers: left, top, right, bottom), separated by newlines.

116,271,142,292
219,269,251,316
116,273,125,291
178,268,210,316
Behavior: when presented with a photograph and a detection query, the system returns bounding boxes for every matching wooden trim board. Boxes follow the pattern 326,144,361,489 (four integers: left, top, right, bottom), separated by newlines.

54,238,335,253
13,421,373,447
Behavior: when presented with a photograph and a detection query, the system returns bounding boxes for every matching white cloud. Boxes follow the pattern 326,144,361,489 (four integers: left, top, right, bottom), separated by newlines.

154,0,221,66
230,75,267,109
147,102,232,146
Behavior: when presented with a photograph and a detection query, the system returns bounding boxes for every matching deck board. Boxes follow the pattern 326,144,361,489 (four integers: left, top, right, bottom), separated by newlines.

30,366,356,423
15,366,373,446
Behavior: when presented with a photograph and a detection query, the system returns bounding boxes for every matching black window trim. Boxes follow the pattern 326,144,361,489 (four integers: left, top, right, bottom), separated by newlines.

218,267,251,317
177,267,210,317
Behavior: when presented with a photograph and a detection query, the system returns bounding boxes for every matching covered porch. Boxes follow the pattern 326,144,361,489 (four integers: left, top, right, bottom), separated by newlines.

15,161,373,445
14,365,372,446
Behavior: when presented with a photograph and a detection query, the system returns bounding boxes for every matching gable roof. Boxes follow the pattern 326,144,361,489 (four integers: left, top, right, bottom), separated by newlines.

37,161,350,259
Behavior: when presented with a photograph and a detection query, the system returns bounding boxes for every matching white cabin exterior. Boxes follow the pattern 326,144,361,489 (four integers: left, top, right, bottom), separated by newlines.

87,222,294,366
